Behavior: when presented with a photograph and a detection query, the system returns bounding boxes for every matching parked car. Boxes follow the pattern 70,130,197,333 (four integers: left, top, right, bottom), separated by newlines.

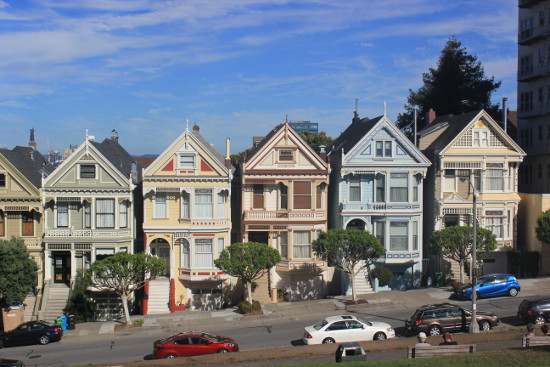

302,315,395,345
153,331,239,359
0,359,24,367
456,274,520,299
405,303,499,336
517,297,550,324
0,321,63,348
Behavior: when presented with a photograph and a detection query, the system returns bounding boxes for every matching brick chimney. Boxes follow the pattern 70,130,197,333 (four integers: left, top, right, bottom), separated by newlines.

193,122,200,132
111,129,119,143
28,128,37,151
426,108,436,124
319,145,327,162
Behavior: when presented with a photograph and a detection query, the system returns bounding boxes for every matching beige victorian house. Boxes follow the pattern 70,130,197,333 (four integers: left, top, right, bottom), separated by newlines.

238,122,331,303
418,110,525,279
0,139,55,302
142,123,233,313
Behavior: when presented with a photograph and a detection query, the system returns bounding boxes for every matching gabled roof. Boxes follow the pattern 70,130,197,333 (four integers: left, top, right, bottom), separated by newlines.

417,110,482,152
331,116,382,154
244,124,283,163
90,138,139,179
0,146,55,188
191,128,233,172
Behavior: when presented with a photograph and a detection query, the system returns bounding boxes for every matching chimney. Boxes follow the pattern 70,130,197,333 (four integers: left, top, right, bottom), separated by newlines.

502,97,508,133
28,128,37,151
193,122,200,132
426,108,436,124
319,145,327,161
225,138,231,169
111,129,119,142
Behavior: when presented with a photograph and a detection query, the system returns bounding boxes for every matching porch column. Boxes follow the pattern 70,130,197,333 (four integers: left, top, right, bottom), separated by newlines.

44,249,52,282
70,248,76,282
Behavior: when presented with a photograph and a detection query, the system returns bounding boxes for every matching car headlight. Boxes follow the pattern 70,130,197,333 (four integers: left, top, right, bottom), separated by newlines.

225,343,235,347
387,328,392,332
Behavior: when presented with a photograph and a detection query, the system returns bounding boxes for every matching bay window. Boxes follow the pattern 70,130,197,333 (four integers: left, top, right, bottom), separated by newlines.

390,222,408,251
390,173,408,202
278,232,288,259
0,210,4,236
486,164,504,191
22,212,34,236
57,202,69,227
217,191,227,218
182,240,190,267
375,220,385,248
375,174,385,202
181,191,190,219
153,193,167,218
294,181,311,209
119,201,128,228
84,201,91,228
195,239,213,268
195,189,213,218
486,211,504,239
279,183,288,210
253,184,264,209
349,175,361,201
293,231,311,258
96,199,115,228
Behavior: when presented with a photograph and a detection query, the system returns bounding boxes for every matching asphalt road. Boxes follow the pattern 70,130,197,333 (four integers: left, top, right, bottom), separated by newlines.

0,294,531,367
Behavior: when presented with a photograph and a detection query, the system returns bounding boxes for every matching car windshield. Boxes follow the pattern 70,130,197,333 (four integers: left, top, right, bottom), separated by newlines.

201,332,223,342
411,310,422,320
356,318,372,326
313,320,328,330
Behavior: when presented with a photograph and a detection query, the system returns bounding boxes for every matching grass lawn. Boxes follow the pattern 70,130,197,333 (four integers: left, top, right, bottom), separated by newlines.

282,347,550,367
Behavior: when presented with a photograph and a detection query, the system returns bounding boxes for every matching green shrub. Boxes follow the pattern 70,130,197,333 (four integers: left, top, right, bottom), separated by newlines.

132,318,144,327
65,269,96,323
237,300,262,314
371,266,393,287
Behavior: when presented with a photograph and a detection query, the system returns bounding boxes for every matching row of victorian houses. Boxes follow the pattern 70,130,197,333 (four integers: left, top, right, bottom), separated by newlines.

0,108,525,320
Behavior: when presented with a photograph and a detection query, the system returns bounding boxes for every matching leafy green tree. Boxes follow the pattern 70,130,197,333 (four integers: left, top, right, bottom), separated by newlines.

87,252,166,324
312,229,385,301
65,269,96,323
428,226,497,283
536,209,550,244
214,242,281,303
230,148,253,167
0,237,38,307
397,36,501,137
299,131,334,153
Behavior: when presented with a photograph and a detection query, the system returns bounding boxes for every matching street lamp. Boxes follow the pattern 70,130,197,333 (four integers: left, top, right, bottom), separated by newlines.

460,176,479,333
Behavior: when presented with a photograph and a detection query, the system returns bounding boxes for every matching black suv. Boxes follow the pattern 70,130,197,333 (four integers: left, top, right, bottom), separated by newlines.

405,303,500,336
517,298,550,324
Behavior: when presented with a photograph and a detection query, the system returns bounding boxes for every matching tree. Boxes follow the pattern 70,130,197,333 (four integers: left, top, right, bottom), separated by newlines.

65,269,96,323
0,237,38,307
299,131,335,153
428,226,497,283
87,252,166,324
214,242,281,303
536,209,550,244
312,229,385,301
397,36,501,137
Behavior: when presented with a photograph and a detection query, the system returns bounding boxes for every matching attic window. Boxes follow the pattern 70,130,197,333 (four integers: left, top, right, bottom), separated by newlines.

279,149,294,161
0,173,5,188
179,154,195,169
80,165,96,179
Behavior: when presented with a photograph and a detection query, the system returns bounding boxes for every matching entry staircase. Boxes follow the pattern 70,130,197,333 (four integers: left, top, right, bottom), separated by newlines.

147,278,170,314
43,284,70,322
351,262,374,295
23,293,36,321
251,271,271,304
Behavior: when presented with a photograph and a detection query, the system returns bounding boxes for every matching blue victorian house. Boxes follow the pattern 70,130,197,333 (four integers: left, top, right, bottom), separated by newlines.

328,112,431,293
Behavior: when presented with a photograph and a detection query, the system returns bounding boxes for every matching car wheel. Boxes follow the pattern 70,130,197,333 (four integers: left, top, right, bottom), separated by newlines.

373,332,387,341
428,325,441,336
479,320,491,331
165,354,177,359
38,335,50,345
322,338,336,344
535,315,546,325
509,288,518,297
217,348,229,353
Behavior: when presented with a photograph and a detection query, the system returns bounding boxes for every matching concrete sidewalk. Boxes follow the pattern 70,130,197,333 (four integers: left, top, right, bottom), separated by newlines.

64,276,550,337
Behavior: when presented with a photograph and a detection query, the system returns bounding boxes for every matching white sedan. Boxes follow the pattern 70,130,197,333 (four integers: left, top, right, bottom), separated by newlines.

302,315,395,345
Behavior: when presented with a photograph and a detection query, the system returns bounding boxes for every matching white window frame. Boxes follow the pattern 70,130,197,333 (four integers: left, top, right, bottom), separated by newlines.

119,200,128,228
473,129,489,147
195,239,213,268
375,140,392,158
153,192,168,219
389,221,408,251
293,231,311,259
217,191,227,218
57,202,69,228
178,154,195,169
349,175,361,202
195,189,213,218
96,198,115,228
181,191,190,219
485,210,504,239
278,232,288,259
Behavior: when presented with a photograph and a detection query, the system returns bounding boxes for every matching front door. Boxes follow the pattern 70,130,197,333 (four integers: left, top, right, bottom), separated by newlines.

53,253,70,284
150,239,170,277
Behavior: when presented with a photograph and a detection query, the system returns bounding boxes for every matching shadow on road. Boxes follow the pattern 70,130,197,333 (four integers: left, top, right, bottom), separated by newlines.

290,339,305,346
143,354,155,360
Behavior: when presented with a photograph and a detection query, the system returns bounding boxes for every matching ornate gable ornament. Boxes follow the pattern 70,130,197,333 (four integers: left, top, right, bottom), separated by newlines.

443,193,468,202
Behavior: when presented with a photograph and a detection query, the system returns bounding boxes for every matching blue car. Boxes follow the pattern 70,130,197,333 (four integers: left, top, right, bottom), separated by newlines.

457,274,520,299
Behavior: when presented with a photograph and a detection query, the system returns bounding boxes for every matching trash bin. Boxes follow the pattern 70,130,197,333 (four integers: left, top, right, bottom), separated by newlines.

434,272,444,287
55,317,63,329
57,315,67,331
67,315,75,330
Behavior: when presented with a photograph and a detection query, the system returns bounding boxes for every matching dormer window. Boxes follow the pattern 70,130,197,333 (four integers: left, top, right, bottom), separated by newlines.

279,149,294,161
80,165,95,179
473,129,489,147
375,141,392,157
0,173,5,188
179,154,195,169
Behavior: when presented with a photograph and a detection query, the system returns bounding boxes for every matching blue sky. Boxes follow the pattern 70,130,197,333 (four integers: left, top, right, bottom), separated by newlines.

0,0,517,157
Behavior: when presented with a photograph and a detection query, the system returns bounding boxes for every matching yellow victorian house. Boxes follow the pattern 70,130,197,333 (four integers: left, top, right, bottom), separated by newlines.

418,110,525,280
143,123,233,313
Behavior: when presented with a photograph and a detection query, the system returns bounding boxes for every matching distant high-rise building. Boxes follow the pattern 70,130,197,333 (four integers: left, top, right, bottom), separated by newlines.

288,120,318,134
518,0,550,193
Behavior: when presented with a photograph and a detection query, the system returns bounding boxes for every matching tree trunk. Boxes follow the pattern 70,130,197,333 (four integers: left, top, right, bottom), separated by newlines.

350,271,357,301
246,282,253,303
459,260,465,284
121,293,131,325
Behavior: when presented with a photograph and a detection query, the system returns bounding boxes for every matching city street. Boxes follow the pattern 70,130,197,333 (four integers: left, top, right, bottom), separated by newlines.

0,281,545,367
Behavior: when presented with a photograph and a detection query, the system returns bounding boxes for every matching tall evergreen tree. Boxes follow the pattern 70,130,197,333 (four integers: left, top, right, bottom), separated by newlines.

397,36,501,137
0,237,38,307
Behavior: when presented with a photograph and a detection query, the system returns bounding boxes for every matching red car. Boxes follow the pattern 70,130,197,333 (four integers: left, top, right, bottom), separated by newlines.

153,331,239,359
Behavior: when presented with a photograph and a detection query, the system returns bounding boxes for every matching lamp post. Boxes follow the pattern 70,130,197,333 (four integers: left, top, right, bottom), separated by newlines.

460,176,479,333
